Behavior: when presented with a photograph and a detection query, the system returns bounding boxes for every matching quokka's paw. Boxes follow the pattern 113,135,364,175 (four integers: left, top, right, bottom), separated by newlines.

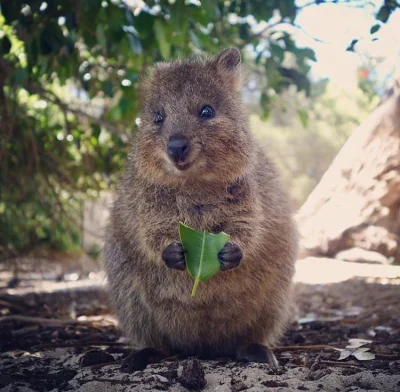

121,347,168,372
236,343,279,368
162,242,186,270
218,242,242,271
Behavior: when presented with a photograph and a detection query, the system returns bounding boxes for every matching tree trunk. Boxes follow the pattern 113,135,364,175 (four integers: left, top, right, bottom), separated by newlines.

297,85,400,262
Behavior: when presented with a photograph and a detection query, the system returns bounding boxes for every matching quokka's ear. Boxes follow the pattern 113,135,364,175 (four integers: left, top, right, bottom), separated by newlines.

215,47,241,70
139,61,171,109
214,48,241,90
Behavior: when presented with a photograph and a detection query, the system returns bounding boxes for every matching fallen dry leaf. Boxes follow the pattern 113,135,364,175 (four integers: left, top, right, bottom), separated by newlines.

337,339,375,361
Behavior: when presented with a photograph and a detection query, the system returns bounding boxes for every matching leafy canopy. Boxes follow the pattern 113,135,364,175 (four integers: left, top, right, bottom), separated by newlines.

0,0,396,257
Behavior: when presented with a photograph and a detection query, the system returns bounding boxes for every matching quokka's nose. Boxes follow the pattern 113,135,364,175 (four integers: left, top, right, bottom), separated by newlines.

167,134,190,162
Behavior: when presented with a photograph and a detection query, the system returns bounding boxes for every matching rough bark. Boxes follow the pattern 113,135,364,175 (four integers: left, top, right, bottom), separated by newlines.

297,86,400,262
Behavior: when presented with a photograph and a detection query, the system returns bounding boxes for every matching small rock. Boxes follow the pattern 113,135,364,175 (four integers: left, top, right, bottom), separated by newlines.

307,368,332,380
158,369,178,380
153,384,170,391
230,378,249,391
121,348,166,372
79,349,114,367
45,368,77,389
154,375,170,383
341,367,361,376
178,359,206,390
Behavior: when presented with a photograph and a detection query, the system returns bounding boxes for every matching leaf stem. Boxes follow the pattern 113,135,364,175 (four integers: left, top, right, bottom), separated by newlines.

191,278,200,297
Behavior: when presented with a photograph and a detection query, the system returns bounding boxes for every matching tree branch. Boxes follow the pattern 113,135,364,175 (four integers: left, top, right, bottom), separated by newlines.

238,20,285,49
25,84,129,143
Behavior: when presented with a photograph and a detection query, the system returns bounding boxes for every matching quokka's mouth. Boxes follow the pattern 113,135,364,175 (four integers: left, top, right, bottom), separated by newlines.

174,161,193,171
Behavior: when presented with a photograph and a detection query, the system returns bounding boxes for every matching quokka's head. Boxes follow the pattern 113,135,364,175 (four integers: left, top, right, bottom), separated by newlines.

135,48,254,186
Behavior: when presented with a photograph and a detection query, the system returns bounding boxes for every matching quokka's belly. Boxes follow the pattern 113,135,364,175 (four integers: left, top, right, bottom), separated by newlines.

146,283,267,353
153,306,261,356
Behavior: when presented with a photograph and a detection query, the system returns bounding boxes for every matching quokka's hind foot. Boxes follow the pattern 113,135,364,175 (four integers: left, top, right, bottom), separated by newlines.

236,343,279,368
121,347,168,372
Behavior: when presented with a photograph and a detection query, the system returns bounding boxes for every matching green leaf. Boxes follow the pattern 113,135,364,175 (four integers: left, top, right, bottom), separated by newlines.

255,50,264,65
108,104,122,121
260,92,272,120
133,11,155,38
270,43,285,63
128,33,143,55
154,19,171,60
278,1,296,20
201,0,220,19
346,39,358,52
297,47,317,62
179,222,230,297
278,67,311,96
189,30,202,49
297,109,308,127
370,24,381,34
11,68,28,86
239,23,250,40
376,6,390,23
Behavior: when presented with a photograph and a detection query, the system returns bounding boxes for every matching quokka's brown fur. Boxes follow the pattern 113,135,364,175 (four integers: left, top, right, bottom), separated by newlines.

103,48,298,358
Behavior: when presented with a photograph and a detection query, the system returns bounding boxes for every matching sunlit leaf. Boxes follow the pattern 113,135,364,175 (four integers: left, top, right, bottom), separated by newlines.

179,222,229,297
338,349,352,360
347,338,373,348
201,0,220,19
189,31,202,49
154,19,170,60
370,24,381,34
270,43,285,63
297,109,308,128
352,348,375,361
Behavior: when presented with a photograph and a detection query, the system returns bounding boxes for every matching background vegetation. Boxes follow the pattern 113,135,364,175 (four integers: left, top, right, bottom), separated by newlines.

0,0,397,258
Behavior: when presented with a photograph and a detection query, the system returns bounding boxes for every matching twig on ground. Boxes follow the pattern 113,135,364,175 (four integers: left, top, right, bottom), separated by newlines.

33,341,127,350
0,298,26,312
12,325,40,336
375,353,400,360
319,360,363,369
274,344,341,352
0,315,82,326
85,359,123,370
161,354,180,362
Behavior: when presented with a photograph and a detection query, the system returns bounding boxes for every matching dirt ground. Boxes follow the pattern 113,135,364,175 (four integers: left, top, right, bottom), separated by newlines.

0,258,399,392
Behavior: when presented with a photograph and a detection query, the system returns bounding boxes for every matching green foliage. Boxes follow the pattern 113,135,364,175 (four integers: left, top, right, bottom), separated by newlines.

0,0,395,257
376,0,398,23
179,222,230,297
251,81,379,209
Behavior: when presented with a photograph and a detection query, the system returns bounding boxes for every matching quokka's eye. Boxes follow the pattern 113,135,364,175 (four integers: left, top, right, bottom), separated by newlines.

199,105,215,119
154,112,163,124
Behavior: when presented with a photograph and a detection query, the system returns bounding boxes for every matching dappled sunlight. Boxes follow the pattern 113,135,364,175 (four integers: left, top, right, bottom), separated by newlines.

0,272,105,297
295,257,400,285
